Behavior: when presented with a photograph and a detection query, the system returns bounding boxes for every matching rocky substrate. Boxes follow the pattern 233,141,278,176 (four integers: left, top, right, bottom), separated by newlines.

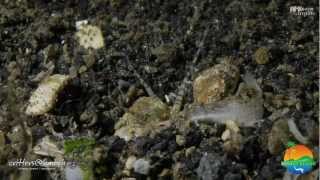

0,0,318,180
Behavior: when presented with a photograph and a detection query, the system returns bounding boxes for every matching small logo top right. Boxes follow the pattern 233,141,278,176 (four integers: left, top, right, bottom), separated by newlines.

281,141,316,175
290,6,315,16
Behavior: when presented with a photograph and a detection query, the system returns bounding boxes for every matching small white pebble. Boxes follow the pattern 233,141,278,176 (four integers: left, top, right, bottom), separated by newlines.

125,156,137,170
221,129,231,141
75,20,88,30
133,159,151,175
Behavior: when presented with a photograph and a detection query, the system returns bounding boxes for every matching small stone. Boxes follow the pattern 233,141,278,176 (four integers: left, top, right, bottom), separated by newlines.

225,120,240,133
114,97,169,141
65,165,84,180
193,61,240,104
133,158,151,175
173,162,185,180
26,74,70,116
144,65,158,74
114,126,137,142
221,129,231,141
93,146,104,162
33,136,63,158
75,20,88,29
185,146,196,157
175,135,186,146
125,156,137,170
69,66,78,78
76,25,104,50
31,61,55,82
267,119,290,155
0,131,5,147
43,44,59,61
224,172,243,180
7,126,26,155
0,131,5,161
7,61,21,81
222,121,243,154
158,168,171,179
78,65,87,74
198,123,219,136
151,43,177,62
253,47,269,65
197,153,224,180
83,53,96,68
126,97,169,122
80,109,97,124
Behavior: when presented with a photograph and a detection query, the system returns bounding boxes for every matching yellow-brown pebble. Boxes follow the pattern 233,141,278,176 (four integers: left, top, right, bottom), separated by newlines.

193,61,240,104
114,97,170,141
253,47,270,65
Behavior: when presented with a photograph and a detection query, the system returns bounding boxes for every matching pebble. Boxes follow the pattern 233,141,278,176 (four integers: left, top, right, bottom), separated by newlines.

222,121,243,154
114,97,169,141
151,43,177,62
26,74,70,116
125,156,137,170
253,47,269,65
114,126,139,142
83,53,96,68
221,129,231,141
93,146,104,162
0,131,5,147
193,61,240,104
33,136,63,158
133,158,151,175
43,44,59,61
75,20,88,30
267,119,290,155
76,25,104,50
158,168,171,179
197,153,223,180
0,131,5,161
65,165,84,180
175,135,186,146
185,146,196,157
225,120,240,133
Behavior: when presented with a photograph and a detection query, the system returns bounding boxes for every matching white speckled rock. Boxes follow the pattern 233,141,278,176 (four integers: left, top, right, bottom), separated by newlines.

26,74,70,116
76,25,104,50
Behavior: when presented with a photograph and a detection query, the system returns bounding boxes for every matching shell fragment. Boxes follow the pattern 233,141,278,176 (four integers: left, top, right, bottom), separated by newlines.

26,74,70,116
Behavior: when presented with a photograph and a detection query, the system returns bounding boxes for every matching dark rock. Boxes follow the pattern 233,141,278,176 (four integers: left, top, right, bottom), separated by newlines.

197,153,225,180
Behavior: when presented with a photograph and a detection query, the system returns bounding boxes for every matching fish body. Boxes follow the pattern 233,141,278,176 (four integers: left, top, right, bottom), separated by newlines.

188,73,264,127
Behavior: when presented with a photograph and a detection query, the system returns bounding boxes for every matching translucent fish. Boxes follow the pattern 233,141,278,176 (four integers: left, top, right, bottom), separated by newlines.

188,73,264,127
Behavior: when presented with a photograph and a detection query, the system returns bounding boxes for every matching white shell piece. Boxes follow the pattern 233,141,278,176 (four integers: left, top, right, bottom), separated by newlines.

26,74,70,116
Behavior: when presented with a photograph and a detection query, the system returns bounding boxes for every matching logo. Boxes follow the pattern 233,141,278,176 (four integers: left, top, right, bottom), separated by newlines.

281,141,316,175
8,158,67,170
289,6,315,16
